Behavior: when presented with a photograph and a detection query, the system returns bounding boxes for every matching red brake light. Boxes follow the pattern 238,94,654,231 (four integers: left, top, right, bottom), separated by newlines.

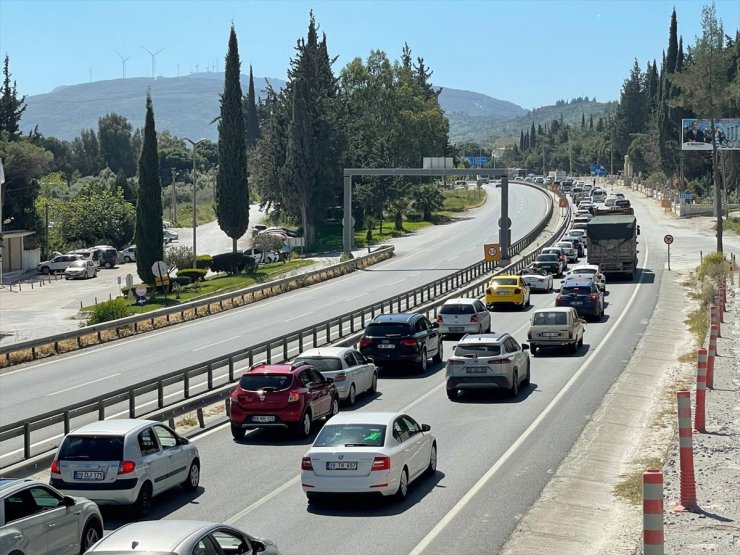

447,359,464,366
301,456,314,471
488,358,506,364
51,460,61,474
288,391,300,402
589,294,599,301
556,295,564,301
470,314,478,323
372,456,391,471
118,460,136,475
436,315,443,323
514,288,521,294
400,338,417,348
334,373,347,382
359,338,371,348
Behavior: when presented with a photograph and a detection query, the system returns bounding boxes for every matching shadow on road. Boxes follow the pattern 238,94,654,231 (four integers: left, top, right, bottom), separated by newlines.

450,381,539,404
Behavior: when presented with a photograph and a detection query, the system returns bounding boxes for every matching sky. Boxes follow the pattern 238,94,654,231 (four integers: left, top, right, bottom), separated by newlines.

1,0,738,109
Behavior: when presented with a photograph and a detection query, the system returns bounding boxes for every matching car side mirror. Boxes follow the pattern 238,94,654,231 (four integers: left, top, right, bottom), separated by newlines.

178,436,189,446
252,540,266,553
365,357,374,364
522,343,530,351
63,496,76,507
421,424,431,432
431,322,440,329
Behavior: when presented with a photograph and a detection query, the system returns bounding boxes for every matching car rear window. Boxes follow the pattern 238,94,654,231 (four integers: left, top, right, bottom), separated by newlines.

440,303,475,314
536,254,558,262
572,269,596,275
490,278,517,286
454,344,501,356
314,424,387,447
561,285,591,295
533,312,568,325
58,435,124,461
365,323,412,336
293,357,342,372
239,374,293,391
68,260,86,268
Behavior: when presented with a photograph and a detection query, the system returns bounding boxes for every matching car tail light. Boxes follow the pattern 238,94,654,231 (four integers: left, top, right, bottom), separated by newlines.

400,339,417,348
514,288,521,294
589,294,600,301
486,288,493,294
436,315,443,323
359,338,372,348
488,358,506,365
334,373,347,382
568,331,573,339
556,295,564,301
288,391,300,402
51,460,61,474
301,456,314,471
469,314,478,323
118,460,136,475
527,331,532,339
372,456,391,471
447,359,464,366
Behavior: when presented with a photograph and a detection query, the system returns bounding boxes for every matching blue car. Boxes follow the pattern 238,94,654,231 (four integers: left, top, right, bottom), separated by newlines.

555,279,604,320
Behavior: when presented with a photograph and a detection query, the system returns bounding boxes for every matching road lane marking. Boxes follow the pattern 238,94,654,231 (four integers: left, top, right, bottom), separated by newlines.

47,373,121,396
284,312,312,322
408,240,651,555
193,336,241,352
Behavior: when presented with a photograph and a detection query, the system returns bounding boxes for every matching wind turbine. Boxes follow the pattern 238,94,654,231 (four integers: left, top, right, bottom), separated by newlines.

140,46,164,78
114,50,132,79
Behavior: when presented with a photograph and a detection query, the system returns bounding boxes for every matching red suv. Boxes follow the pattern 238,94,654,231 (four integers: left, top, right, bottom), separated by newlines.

229,362,339,439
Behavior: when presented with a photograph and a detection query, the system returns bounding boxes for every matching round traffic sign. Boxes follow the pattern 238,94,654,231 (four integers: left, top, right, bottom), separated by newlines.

135,285,147,297
498,217,512,229
486,245,499,257
151,260,168,277
663,234,674,245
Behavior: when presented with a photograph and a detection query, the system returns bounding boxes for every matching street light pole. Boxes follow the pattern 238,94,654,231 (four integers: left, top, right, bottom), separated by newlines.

183,138,206,269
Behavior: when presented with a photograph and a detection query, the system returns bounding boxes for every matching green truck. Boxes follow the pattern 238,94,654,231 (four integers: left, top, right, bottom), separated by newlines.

586,215,640,280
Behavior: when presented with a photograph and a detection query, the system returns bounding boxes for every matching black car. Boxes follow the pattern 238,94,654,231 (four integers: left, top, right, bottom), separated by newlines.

563,233,585,256
532,253,563,276
556,279,604,320
359,313,443,373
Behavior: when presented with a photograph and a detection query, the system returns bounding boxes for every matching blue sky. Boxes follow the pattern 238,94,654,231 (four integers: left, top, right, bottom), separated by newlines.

1,0,737,109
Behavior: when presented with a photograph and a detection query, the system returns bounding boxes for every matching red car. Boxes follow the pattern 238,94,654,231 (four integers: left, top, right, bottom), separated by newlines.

229,362,339,439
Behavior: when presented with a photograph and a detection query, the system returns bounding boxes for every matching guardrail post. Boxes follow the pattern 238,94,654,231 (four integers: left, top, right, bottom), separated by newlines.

64,411,70,435
23,422,32,459
397,296,401,312
312,327,318,347
157,379,164,408
207,364,213,390
184,372,190,399
283,337,290,359
197,408,205,428
169,418,175,429
128,390,136,418
361,310,366,328
325,322,331,344
350,314,355,334
266,345,272,364
228,356,235,382
225,397,231,415
98,399,105,420
338,317,344,338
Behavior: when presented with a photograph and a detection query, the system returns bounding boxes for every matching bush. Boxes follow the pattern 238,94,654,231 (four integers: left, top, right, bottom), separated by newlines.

172,276,192,286
165,245,195,270
177,268,207,282
697,251,728,282
88,298,134,324
242,255,257,274
195,254,213,270
212,252,247,275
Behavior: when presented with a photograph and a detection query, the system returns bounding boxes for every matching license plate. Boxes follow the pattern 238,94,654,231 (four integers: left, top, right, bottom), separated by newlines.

378,344,395,349
74,470,104,480
466,367,487,373
542,332,560,337
326,461,358,470
252,415,275,423
449,327,464,332
497,291,509,296
571,301,583,305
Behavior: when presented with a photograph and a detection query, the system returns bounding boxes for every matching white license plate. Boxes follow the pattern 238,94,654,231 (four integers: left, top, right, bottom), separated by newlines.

542,332,560,337
497,291,510,296
252,415,276,423
378,344,395,349
449,327,464,332
466,367,487,373
570,301,583,305
326,461,358,470
74,470,104,480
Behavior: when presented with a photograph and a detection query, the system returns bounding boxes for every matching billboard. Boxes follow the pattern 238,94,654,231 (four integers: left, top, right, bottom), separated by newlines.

682,118,740,150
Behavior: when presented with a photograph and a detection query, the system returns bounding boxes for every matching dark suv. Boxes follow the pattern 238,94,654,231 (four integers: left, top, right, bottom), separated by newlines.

229,362,339,439
358,313,443,373
556,278,604,320
532,253,563,276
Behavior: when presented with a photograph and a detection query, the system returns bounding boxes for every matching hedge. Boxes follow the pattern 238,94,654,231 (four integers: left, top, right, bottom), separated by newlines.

177,268,207,282
212,252,247,275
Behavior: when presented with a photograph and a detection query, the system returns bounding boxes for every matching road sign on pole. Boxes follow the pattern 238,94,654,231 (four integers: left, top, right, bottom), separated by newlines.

484,243,501,262
664,235,673,271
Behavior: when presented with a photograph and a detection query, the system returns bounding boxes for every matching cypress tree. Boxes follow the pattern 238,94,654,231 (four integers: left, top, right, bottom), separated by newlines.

216,25,249,253
245,65,260,149
589,114,594,130
0,55,27,139
658,9,680,172
135,92,163,284
519,129,524,150
581,113,585,129
530,122,536,149
115,169,136,204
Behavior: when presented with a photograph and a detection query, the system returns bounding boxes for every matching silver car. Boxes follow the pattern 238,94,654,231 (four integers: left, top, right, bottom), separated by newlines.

64,259,98,279
294,346,378,406
0,478,103,555
86,520,280,554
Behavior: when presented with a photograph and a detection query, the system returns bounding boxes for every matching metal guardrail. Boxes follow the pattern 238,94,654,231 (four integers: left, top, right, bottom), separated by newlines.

0,185,568,469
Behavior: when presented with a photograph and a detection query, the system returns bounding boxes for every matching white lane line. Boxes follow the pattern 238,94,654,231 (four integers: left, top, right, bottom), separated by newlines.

193,336,240,352
408,240,651,555
386,279,407,286
347,293,368,300
47,373,121,397
285,312,312,322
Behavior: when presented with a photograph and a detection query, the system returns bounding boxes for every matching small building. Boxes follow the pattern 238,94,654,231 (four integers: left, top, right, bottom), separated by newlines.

1,230,39,275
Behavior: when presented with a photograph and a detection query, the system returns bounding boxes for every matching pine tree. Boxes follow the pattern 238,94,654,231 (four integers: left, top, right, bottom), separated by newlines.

519,129,525,150
115,169,136,204
245,65,260,149
581,113,585,129
216,25,249,253
530,122,536,149
0,55,27,139
589,114,594,130
135,92,163,284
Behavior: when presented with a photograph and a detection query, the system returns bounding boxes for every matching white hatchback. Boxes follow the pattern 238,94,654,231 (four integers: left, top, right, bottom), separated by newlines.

301,412,436,502
50,419,200,515
436,297,491,336
294,347,378,406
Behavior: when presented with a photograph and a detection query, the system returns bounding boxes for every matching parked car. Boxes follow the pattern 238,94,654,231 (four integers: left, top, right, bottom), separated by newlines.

527,307,585,355
121,245,136,263
564,263,606,292
229,362,339,439
358,313,443,373
294,347,378,406
93,245,118,268
0,478,103,555
243,247,279,264
50,419,200,515
554,240,579,263
163,229,179,243
436,297,491,336
300,411,436,502
518,266,553,292
556,278,605,320
64,259,98,280
532,253,563,276
69,248,102,268
85,520,280,554
485,274,531,309
38,254,83,275
445,332,530,399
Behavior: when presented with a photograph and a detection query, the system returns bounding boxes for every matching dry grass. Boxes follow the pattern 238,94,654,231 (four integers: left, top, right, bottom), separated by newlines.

614,456,666,503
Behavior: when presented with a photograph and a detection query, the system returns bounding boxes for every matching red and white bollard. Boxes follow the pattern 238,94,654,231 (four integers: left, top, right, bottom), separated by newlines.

707,324,718,390
674,390,698,512
710,304,721,337
643,468,664,555
694,348,707,433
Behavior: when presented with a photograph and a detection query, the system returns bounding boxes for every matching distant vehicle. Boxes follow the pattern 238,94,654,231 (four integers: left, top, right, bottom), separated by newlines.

163,229,179,243
359,313,443,373
565,263,607,292
38,254,83,275
243,247,279,264
436,297,491,336
121,245,136,263
556,278,605,320
485,274,531,309
453,180,468,189
162,220,172,228
69,248,102,268
554,240,579,262
93,245,118,268
476,174,489,184
294,347,378,406
64,259,97,280
587,215,639,280
518,266,553,292
528,307,585,355
532,253,564,276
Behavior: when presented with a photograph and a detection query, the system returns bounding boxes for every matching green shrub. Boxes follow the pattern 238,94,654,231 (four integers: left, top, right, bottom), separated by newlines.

242,255,257,274
172,275,192,286
88,298,134,324
165,245,194,270
697,251,728,282
212,252,246,275
195,254,213,270
177,268,207,282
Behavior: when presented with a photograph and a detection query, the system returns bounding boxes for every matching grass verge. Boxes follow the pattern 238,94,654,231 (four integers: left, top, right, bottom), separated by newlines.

613,457,666,503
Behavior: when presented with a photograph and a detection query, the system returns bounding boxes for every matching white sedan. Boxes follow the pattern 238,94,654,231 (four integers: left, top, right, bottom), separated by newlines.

564,264,606,292
554,240,579,262
301,412,437,502
294,347,378,406
519,266,553,292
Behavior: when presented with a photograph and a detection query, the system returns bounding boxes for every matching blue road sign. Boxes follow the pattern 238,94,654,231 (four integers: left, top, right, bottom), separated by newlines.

680,193,694,200
466,156,489,166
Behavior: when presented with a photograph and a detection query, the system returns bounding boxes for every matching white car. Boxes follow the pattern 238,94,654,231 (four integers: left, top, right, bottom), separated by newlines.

64,259,98,279
436,297,491,336
243,247,279,264
294,347,378,406
554,241,579,263
518,266,554,292
564,264,606,292
163,229,179,243
301,412,436,502
121,245,136,263
50,419,200,514
38,254,83,275
0,478,103,555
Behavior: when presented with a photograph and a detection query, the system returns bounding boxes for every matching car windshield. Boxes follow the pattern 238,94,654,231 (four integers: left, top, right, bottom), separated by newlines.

490,278,517,286
556,243,573,249
533,312,568,325
365,323,412,337
571,268,596,276
536,255,558,262
440,303,475,314
314,424,387,447
293,357,342,372
58,435,124,461
454,344,501,356
238,374,292,391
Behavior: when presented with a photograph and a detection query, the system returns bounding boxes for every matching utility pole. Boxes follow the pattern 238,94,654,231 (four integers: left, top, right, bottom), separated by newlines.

542,147,546,177
569,141,573,177
170,167,177,225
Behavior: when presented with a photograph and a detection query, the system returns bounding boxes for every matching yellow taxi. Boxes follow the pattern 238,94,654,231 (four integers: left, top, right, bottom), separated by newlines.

485,274,531,310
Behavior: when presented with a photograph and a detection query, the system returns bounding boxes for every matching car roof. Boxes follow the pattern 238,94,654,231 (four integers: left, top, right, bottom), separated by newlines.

69,419,158,436
458,332,508,344
246,362,304,375
370,313,418,324
490,274,519,279
324,411,405,426
296,347,352,358
533,307,573,314
442,297,479,305
0,478,33,493
90,520,217,550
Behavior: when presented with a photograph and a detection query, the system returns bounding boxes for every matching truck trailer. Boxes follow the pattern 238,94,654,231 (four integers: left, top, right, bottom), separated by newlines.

586,215,640,280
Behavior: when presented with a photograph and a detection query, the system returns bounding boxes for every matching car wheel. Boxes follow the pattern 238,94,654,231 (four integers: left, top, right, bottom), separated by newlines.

295,409,312,438
133,482,153,516
182,460,200,491
346,384,356,406
328,396,340,418
425,443,437,476
80,518,102,554
570,341,578,354
124,256,132,263
369,372,378,394
394,467,409,501
530,344,538,356
446,388,458,401
433,342,443,363
40,266,50,275
578,335,584,348
509,371,520,398
231,423,246,440
418,349,428,373
522,360,531,386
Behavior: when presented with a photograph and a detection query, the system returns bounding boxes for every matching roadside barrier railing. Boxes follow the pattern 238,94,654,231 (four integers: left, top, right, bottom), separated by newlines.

0,186,571,470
